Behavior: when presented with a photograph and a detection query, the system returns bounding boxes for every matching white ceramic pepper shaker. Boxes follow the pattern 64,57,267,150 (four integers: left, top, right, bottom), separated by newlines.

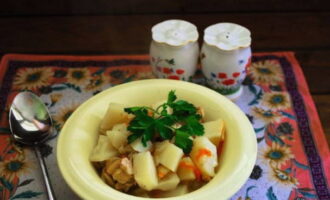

150,20,199,81
201,23,252,100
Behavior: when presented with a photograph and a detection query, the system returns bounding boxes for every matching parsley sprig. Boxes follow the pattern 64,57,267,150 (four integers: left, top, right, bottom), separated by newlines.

124,91,204,153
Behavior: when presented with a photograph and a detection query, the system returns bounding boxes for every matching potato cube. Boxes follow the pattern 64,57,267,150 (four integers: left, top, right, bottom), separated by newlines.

156,142,184,172
157,165,170,179
99,103,133,134
154,140,170,165
130,137,153,152
106,129,129,150
112,123,130,134
177,157,196,181
155,173,180,191
90,135,118,161
190,136,218,177
203,119,225,147
133,152,158,191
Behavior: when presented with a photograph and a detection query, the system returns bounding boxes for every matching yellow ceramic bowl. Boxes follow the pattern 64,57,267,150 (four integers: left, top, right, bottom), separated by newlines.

57,79,257,200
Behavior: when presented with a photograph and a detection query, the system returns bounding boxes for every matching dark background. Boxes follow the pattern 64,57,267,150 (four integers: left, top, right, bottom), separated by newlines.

0,0,329,145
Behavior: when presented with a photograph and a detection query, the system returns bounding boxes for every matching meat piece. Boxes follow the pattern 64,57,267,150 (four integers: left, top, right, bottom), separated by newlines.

101,156,136,192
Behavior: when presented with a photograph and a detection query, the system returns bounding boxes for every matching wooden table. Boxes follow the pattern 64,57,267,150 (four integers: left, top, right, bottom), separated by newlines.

0,4,329,148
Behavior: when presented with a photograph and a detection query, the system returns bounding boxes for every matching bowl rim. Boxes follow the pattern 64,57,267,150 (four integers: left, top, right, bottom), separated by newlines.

57,79,257,200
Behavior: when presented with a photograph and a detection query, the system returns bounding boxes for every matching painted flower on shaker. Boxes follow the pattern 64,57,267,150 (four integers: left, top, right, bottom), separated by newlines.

162,67,173,74
53,103,79,127
222,79,236,86
252,107,282,124
0,156,31,180
176,69,185,75
262,91,291,110
218,73,227,79
260,142,294,167
249,60,283,85
13,68,53,90
66,68,91,85
168,75,180,80
232,72,240,78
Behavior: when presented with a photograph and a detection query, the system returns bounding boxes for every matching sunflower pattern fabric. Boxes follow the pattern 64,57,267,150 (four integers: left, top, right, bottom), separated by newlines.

0,53,329,200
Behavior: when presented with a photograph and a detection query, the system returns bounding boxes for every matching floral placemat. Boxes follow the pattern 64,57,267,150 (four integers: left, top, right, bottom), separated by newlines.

0,53,329,200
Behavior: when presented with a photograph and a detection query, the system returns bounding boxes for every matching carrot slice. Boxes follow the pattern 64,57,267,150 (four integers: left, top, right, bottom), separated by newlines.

179,161,195,170
193,168,202,181
196,148,212,161
179,161,202,181
158,171,166,179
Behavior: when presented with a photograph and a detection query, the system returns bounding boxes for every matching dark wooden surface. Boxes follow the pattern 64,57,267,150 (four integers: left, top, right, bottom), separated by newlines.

1,0,330,15
1,13,330,53
314,95,330,145
0,2,329,148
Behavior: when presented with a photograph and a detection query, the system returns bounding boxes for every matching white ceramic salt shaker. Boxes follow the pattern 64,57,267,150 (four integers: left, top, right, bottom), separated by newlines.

150,20,199,81
201,23,252,100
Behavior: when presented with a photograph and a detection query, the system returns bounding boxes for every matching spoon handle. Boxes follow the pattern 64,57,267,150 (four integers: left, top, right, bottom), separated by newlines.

35,146,56,200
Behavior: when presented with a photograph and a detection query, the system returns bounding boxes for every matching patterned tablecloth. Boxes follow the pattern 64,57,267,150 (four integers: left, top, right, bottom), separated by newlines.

0,52,329,200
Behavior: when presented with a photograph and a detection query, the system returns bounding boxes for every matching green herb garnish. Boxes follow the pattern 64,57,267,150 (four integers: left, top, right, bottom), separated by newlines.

124,90,204,153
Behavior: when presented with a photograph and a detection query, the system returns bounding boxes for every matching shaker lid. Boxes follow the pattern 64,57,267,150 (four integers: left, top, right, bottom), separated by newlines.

152,19,199,46
204,23,251,51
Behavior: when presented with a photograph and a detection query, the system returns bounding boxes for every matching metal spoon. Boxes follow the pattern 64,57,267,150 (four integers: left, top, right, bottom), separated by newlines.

9,91,56,200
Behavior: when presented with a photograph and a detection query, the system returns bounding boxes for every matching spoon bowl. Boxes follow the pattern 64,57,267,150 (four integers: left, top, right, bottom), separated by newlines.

9,91,56,200
9,92,52,145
